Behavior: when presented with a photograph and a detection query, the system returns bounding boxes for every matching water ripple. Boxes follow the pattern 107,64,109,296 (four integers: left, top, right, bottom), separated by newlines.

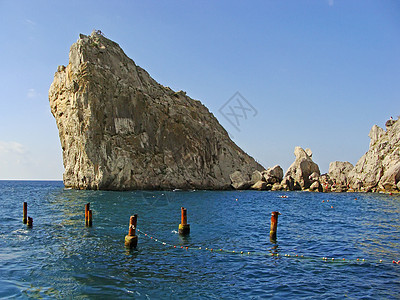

1,183,400,298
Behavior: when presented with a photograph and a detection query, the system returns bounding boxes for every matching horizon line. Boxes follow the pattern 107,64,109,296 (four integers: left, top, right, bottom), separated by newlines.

0,179,63,182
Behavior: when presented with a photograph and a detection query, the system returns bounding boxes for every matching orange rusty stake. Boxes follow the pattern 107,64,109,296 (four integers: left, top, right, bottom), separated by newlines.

178,207,190,235
128,215,137,236
87,210,93,227
270,211,281,242
85,203,90,226
27,216,33,228
181,207,187,225
23,202,27,224
125,214,138,248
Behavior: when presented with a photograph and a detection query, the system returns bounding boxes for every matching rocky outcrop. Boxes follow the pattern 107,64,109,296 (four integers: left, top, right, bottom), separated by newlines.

309,181,322,192
316,118,400,193
281,176,294,191
369,125,385,148
241,117,399,194
379,163,400,191
348,118,400,192
49,31,263,190
308,172,320,182
230,171,253,190
249,165,284,190
251,170,263,184
284,147,320,189
262,165,283,184
250,180,269,191
328,161,354,186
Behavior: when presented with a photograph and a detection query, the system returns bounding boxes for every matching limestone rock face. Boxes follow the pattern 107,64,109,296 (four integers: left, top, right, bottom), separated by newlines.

328,161,354,186
49,32,263,190
271,182,283,191
348,118,400,191
251,170,263,184
308,172,320,183
369,125,385,148
262,165,283,183
250,180,269,191
230,171,252,190
284,147,320,189
379,163,400,190
281,176,294,191
305,148,313,157
309,181,322,192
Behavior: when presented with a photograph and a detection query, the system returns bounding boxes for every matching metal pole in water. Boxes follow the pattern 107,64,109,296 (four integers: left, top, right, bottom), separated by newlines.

125,214,138,248
23,202,27,224
88,210,93,227
85,203,90,226
178,207,190,235
270,211,281,242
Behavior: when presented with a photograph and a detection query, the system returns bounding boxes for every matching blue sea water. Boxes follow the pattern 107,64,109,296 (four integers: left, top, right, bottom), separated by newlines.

0,180,399,299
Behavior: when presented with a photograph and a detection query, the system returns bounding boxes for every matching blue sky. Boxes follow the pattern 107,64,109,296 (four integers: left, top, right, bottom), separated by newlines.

0,0,399,180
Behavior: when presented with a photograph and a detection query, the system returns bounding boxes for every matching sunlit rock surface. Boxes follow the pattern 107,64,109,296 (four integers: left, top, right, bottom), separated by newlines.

49,32,263,190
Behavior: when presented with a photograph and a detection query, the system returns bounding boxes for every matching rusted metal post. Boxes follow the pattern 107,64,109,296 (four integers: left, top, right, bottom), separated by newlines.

88,210,93,227
181,207,187,225
179,207,190,235
27,216,33,228
125,214,138,248
128,215,137,236
85,203,90,226
23,202,27,224
270,211,281,242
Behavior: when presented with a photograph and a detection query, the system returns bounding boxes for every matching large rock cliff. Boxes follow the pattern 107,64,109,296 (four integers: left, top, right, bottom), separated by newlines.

49,32,263,190
348,118,400,192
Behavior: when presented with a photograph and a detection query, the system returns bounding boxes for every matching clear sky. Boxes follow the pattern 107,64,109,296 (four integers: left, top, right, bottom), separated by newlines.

0,0,399,180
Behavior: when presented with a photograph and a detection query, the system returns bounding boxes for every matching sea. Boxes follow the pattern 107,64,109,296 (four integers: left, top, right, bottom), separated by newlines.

0,180,399,299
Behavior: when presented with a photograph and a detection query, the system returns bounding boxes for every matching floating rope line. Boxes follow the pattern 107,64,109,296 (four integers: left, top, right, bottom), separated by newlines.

136,229,399,265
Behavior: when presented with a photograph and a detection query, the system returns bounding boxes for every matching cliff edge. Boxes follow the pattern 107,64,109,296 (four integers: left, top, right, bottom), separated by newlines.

49,31,263,190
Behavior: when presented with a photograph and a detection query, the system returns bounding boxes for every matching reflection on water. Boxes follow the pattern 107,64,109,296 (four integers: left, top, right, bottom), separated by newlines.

0,181,400,298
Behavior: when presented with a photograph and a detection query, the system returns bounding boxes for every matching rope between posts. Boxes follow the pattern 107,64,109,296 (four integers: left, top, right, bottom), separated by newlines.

136,228,400,265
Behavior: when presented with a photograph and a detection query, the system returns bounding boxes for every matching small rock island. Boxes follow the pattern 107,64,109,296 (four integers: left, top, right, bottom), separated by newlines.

49,31,263,190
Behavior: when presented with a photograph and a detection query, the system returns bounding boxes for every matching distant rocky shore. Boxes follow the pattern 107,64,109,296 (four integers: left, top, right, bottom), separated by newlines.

238,117,400,193
50,32,399,193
